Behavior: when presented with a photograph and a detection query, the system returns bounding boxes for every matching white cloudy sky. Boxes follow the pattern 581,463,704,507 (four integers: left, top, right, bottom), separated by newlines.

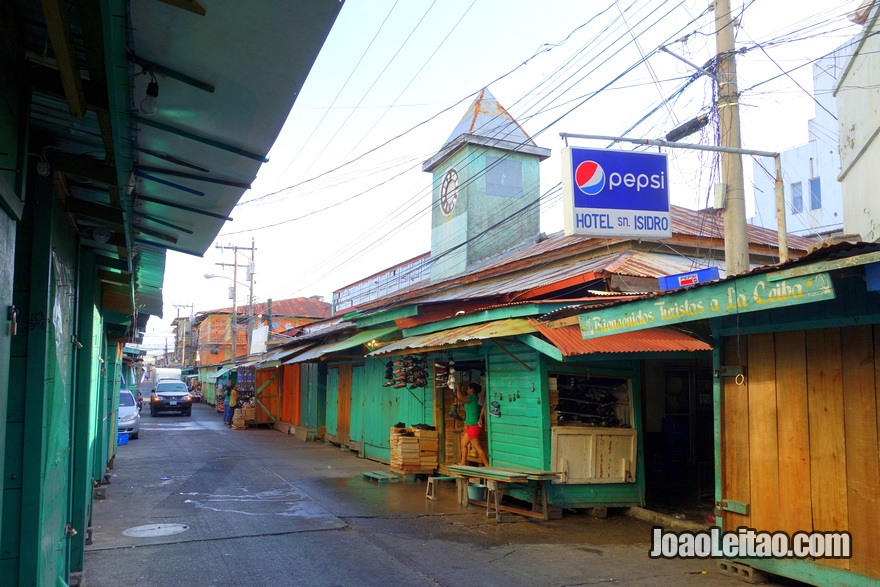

139,0,864,352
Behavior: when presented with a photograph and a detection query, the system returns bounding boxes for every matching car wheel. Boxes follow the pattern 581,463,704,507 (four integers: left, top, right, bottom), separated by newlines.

184,408,192,416
131,431,139,440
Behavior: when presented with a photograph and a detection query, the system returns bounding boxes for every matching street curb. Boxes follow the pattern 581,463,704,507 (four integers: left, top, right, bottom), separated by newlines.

625,506,713,532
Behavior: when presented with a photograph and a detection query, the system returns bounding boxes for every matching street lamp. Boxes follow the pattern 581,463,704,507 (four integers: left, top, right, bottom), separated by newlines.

204,273,254,363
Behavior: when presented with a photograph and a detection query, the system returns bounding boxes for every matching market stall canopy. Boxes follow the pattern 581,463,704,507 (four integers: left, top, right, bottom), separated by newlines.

256,344,315,368
285,327,398,364
530,321,712,356
209,365,236,380
12,0,343,322
367,319,536,357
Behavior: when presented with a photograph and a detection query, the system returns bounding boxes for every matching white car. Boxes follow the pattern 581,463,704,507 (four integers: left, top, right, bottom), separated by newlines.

118,390,140,439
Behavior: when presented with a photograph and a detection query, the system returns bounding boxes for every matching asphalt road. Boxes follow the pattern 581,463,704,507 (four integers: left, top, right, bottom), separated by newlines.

83,402,757,586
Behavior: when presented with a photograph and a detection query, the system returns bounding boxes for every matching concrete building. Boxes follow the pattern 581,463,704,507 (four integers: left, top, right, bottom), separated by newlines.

751,40,855,237
837,2,880,241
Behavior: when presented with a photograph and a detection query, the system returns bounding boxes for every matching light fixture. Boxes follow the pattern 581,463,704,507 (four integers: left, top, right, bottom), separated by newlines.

92,226,112,244
140,72,159,115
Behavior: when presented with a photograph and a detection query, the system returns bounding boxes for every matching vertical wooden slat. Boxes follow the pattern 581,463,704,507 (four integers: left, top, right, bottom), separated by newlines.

841,326,880,577
747,333,780,533
774,330,812,535
722,336,751,529
806,328,848,570
337,364,352,446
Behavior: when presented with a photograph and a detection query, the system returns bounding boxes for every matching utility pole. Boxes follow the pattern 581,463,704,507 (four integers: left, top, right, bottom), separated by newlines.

715,0,749,275
215,242,255,362
247,238,255,356
173,303,194,366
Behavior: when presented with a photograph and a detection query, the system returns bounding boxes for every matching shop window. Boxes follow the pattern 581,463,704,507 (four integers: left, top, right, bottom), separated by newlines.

549,374,632,427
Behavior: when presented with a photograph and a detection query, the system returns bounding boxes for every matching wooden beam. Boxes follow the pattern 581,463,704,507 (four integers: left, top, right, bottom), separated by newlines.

40,0,86,118
158,0,207,17
52,152,118,187
27,66,110,112
98,270,130,285
135,165,250,189
95,254,128,272
67,198,124,227
134,212,193,235
135,193,233,222
129,54,214,93
134,226,177,244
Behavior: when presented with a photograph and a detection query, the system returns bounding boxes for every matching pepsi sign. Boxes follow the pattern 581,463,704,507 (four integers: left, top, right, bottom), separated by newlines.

562,147,671,238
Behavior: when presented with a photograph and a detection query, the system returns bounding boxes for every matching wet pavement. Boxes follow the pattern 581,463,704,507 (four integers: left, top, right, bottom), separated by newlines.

83,403,770,586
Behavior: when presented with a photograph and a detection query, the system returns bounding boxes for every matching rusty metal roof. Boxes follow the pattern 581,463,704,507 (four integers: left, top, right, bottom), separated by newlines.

374,250,701,308
285,326,397,364
354,206,815,315
368,319,536,357
531,321,712,355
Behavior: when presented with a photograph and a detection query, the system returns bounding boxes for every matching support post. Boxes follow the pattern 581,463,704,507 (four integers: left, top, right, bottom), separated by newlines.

715,0,749,275
774,154,789,263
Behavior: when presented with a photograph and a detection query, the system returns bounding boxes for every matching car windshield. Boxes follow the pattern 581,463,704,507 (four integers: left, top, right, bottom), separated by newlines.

119,392,135,406
156,381,188,393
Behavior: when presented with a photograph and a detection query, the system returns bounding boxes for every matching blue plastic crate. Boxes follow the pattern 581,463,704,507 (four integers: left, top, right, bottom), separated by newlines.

117,432,129,445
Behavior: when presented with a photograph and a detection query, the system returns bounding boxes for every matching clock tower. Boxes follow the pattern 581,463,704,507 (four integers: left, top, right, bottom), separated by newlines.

423,88,551,281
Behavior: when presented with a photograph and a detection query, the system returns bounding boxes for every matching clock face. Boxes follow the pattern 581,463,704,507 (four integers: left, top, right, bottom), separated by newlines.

440,168,459,216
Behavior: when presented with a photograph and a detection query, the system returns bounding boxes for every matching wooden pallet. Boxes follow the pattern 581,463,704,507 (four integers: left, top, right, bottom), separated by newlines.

362,471,402,483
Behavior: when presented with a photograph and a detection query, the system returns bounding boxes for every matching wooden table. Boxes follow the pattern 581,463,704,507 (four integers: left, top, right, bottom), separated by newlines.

445,465,560,522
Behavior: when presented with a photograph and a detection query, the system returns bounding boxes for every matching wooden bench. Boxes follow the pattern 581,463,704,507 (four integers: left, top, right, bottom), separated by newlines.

425,476,457,500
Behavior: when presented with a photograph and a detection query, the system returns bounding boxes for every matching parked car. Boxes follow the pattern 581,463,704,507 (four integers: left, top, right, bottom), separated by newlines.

150,380,193,416
118,390,140,439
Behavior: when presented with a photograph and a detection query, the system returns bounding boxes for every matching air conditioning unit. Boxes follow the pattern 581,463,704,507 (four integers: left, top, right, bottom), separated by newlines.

210,345,220,354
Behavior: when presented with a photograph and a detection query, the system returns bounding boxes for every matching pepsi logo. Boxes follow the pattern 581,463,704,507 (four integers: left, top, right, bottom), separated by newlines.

576,160,605,196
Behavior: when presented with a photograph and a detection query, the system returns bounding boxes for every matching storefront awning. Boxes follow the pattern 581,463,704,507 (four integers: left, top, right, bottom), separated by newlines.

209,365,235,380
285,326,397,364
367,319,536,357
531,321,712,356
256,344,315,368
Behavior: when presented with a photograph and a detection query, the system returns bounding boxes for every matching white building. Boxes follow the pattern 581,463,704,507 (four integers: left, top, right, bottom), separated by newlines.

837,3,880,241
751,40,855,237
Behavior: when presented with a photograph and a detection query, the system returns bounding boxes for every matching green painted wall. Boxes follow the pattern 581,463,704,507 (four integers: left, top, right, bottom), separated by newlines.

540,355,645,508
70,252,100,573
485,345,546,470
299,362,326,430
430,143,542,281
362,358,394,462
2,172,78,585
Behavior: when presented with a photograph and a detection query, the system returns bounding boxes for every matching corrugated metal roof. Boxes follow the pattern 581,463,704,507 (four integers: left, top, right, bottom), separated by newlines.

351,205,817,316
368,319,536,356
284,326,397,364
398,251,699,305
531,321,712,355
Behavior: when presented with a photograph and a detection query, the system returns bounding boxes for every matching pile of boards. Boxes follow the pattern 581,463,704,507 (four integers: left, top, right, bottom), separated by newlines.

390,426,438,474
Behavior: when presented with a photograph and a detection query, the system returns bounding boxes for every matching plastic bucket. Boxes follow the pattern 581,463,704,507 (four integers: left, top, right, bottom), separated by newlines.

467,483,487,501
117,433,129,446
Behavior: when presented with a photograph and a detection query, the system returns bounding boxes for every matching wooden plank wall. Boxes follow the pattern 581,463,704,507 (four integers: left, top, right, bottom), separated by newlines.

722,326,880,578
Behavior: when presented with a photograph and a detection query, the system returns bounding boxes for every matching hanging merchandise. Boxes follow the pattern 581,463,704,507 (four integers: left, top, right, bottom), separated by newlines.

385,355,428,389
